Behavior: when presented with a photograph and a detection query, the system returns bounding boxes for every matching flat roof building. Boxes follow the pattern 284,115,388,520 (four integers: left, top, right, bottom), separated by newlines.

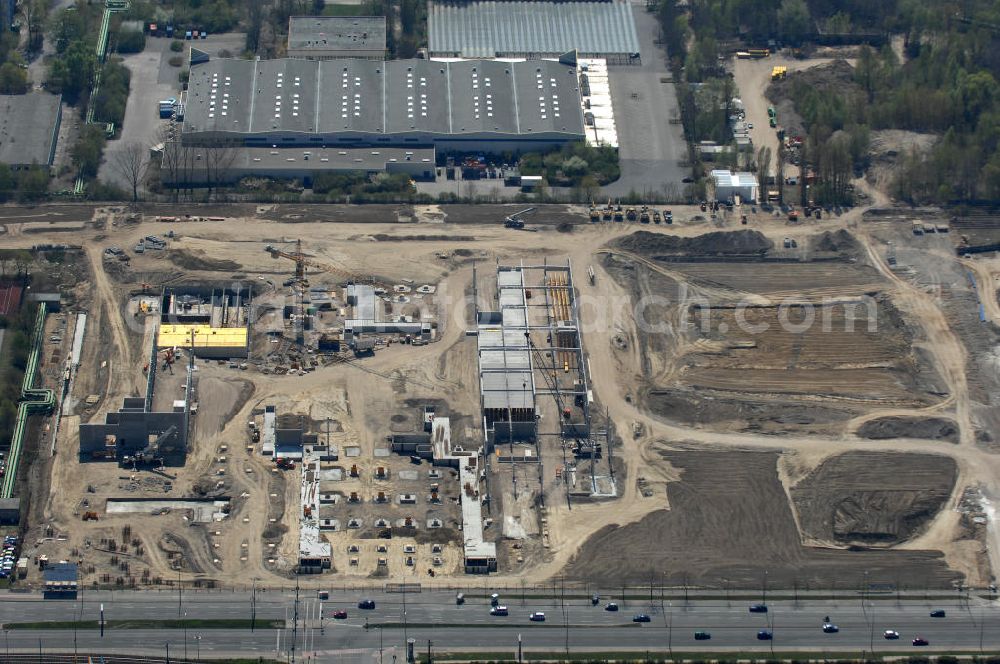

429,0,640,62
162,146,435,187
287,16,387,60
157,324,248,359
0,93,63,170
711,169,759,203
182,56,584,154
43,562,78,600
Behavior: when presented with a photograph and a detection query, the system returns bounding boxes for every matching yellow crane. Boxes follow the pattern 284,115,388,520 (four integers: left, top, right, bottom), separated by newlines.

264,239,366,286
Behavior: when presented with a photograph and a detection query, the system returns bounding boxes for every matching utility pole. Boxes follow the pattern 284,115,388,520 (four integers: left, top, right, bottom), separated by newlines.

251,577,257,632
177,569,182,617
402,581,409,648
427,639,432,664
291,577,300,664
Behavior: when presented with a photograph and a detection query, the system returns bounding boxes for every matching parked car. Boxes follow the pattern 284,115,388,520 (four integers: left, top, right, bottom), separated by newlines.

749,604,768,613
529,612,545,622
694,631,711,640
605,602,619,612
331,610,348,619
632,614,651,623
884,630,900,640
930,610,946,618
913,637,929,646
357,599,375,609
757,630,773,640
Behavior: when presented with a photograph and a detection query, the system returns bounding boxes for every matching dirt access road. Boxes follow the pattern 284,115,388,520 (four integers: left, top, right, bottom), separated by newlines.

733,54,854,181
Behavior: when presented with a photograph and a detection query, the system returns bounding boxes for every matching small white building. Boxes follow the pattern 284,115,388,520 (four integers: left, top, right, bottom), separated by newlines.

711,169,759,203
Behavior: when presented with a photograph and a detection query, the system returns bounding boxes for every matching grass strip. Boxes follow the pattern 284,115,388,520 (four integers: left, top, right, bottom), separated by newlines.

6,618,284,630
420,650,997,662
369,622,642,630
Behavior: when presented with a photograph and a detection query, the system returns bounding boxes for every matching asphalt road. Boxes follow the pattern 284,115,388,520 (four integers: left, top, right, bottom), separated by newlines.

1,590,998,660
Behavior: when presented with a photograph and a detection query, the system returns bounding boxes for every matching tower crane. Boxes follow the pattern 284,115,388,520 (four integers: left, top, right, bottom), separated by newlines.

264,240,368,286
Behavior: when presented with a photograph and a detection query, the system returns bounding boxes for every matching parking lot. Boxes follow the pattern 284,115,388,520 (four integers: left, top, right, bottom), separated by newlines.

601,3,688,199
98,32,246,189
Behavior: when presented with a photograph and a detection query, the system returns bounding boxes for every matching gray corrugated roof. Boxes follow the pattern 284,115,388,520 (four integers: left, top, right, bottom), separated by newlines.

185,57,583,139
429,1,640,57
0,92,61,167
288,16,386,55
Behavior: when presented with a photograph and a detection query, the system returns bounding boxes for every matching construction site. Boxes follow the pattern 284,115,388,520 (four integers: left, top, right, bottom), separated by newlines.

1,197,999,593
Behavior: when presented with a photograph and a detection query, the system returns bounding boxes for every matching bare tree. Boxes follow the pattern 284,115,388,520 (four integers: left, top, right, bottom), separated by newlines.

111,142,149,202
20,0,46,54
203,140,240,200
246,0,265,54
757,146,772,187
776,146,786,202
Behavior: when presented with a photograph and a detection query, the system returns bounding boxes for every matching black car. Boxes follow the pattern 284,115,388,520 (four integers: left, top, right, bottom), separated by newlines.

913,637,929,646
632,614,651,623
749,604,768,613
605,602,619,612
757,630,773,640
357,599,376,609
694,631,712,640
930,610,946,618
822,623,839,633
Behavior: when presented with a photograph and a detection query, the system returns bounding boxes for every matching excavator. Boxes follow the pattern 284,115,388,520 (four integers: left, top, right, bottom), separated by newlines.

123,425,178,467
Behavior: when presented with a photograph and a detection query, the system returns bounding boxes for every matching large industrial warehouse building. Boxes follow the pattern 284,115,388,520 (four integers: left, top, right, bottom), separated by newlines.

428,0,640,62
181,56,585,154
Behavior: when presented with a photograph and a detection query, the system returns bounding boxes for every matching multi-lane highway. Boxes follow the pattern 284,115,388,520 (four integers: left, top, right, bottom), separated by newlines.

0,589,997,661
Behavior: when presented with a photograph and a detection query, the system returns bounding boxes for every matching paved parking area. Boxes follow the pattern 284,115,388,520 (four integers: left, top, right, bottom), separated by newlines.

601,1,687,199
99,32,246,188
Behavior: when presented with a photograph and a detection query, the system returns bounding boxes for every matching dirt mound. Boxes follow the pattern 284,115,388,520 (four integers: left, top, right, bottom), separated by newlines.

792,452,957,547
613,230,773,257
564,449,960,588
811,229,862,258
167,249,241,272
772,59,858,97
766,60,859,140
856,417,959,443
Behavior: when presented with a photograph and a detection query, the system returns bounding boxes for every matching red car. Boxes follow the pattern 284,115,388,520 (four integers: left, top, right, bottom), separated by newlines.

331,610,348,619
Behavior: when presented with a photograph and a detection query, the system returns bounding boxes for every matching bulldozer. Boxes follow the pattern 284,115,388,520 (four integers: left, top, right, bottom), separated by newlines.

589,203,600,222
